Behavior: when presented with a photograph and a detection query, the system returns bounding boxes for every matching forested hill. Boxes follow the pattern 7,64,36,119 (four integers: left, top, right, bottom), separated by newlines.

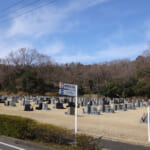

0,48,150,98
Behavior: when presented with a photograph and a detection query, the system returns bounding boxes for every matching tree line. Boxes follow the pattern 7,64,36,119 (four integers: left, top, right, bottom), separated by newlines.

0,48,150,98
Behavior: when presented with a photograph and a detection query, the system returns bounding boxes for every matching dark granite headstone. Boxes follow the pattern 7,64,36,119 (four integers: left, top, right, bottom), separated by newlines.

24,104,33,111
56,102,64,109
36,103,42,110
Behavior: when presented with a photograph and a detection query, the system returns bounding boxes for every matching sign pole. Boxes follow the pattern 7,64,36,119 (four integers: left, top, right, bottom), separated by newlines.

148,105,150,142
59,82,78,146
75,85,78,146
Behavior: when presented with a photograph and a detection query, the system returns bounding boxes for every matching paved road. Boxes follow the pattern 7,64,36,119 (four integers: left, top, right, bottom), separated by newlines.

99,138,150,150
0,142,25,150
1,135,150,150
0,136,58,150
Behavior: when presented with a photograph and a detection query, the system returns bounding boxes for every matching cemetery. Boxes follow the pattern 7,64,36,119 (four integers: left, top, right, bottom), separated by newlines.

0,95,150,146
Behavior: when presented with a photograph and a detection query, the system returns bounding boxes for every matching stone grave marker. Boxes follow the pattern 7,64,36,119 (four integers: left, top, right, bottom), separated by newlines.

42,103,50,110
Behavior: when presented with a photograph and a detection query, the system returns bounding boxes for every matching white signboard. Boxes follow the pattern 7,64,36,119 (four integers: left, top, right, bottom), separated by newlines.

59,82,76,90
59,89,76,97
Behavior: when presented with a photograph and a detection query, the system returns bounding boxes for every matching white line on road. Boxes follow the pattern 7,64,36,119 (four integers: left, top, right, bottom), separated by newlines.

0,142,25,150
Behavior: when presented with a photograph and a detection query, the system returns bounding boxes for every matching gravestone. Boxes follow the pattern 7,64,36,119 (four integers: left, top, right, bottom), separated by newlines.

24,104,33,111
51,99,55,104
100,104,105,112
83,105,91,114
65,107,75,115
67,101,75,107
117,104,120,110
36,103,42,110
4,101,10,106
113,104,118,111
105,105,110,113
122,104,127,111
131,100,136,109
90,106,100,115
9,101,16,107
104,105,115,113
47,99,51,104
64,98,69,103
127,103,132,109
42,103,50,110
136,100,140,107
0,97,5,103
56,102,64,109
119,104,123,110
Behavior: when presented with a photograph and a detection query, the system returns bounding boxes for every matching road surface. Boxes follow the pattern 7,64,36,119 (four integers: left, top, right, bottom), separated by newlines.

1,135,150,150
99,138,150,150
0,136,58,150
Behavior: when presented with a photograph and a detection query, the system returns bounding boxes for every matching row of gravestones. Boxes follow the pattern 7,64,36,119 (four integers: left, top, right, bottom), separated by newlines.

82,100,150,115
23,100,75,112
22,97,75,112
17,96,150,119
4,96,19,106
2,96,150,121
82,103,135,115
2,95,150,114
2,95,150,107
0,96,144,105
0,98,131,109
83,104,115,115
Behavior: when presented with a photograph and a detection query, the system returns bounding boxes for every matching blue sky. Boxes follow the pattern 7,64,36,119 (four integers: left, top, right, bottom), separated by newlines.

0,0,150,64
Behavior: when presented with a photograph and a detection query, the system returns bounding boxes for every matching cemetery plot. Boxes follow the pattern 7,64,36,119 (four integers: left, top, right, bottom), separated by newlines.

0,96,150,146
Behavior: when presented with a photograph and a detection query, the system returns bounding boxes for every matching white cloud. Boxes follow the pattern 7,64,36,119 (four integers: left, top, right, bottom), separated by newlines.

97,44,147,60
43,41,65,55
54,43,147,64
6,0,109,38
7,7,66,37
55,54,94,64
0,40,32,58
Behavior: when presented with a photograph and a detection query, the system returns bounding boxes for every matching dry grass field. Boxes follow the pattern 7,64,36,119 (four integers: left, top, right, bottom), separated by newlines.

0,102,150,146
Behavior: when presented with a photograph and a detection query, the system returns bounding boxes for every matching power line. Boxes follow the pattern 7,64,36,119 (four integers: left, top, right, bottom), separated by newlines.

0,0,25,12
0,0,55,24
0,0,42,19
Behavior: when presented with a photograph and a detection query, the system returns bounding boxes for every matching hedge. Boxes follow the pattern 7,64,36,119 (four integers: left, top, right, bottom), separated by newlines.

0,114,100,150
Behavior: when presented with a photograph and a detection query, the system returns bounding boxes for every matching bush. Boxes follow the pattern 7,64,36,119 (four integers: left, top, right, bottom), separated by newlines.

0,115,34,139
77,134,101,150
0,115,100,150
30,123,73,144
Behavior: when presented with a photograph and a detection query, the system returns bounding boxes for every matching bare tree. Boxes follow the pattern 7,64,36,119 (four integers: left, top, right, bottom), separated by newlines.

6,48,52,67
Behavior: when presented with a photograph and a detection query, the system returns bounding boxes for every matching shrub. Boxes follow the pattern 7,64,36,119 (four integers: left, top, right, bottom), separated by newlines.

0,115,100,150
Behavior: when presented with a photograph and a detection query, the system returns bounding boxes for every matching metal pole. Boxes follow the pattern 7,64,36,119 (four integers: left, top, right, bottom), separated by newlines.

75,85,78,146
148,106,150,142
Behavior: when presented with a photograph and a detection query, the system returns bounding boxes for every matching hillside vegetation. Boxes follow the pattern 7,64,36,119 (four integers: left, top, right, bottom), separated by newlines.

0,48,150,98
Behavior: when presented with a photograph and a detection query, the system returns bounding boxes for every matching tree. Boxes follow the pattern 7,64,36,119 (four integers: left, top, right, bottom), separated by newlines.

6,48,52,67
101,80,122,98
